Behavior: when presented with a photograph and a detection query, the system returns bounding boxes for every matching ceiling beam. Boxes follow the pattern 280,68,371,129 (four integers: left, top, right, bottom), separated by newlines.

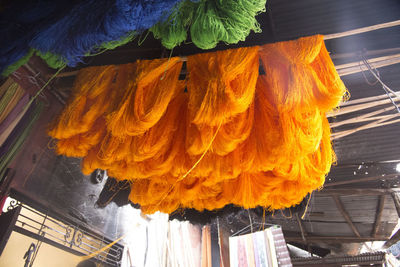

324,173,398,187
285,236,386,243
384,228,400,249
372,195,386,237
332,195,361,238
336,53,400,76
318,188,396,196
324,20,400,40
391,191,400,217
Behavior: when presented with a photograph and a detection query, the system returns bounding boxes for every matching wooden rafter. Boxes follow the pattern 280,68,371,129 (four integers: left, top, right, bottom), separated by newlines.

336,53,400,76
372,195,386,237
391,191,400,217
332,195,361,238
383,192,400,248
54,48,400,80
324,173,398,187
324,20,400,40
286,236,385,243
318,188,396,196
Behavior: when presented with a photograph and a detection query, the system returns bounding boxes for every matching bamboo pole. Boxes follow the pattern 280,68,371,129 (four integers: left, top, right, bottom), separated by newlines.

286,236,386,243
332,113,400,140
331,47,400,60
55,48,400,79
336,55,400,76
327,98,400,117
336,53,400,70
331,114,395,128
339,91,400,107
324,20,400,40
330,106,396,128
53,19,400,78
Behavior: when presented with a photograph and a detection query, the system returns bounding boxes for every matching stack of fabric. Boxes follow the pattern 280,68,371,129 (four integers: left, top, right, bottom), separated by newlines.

0,79,44,180
228,226,291,267
48,35,346,214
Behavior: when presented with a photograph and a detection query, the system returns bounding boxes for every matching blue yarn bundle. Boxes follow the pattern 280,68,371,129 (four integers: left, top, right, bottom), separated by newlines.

0,0,75,74
0,0,182,74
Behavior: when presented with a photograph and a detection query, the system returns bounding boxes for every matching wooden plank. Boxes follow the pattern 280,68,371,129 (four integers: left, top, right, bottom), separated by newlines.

331,47,400,61
53,70,78,78
330,106,397,128
384,228,400,249
324,20,400,40
332,195,361,238
285,236,386,243
336,55,400,77
332,114,400,140
338,90,400,107
269,219,379,236
324,174,398,187
391,192,400,217
372,195,386,237
327,98,400,117
318,188,392,196
217,220,230,267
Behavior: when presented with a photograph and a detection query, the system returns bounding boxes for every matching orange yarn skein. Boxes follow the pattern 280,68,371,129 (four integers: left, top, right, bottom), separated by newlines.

107,58,182,137
49,35,346,214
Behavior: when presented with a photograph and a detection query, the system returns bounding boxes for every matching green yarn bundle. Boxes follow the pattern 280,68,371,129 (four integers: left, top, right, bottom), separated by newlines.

1,49,34,77
36,50,66,69
150,0,266,50
151,1,197,49
99,31,136,50
36,31,137,69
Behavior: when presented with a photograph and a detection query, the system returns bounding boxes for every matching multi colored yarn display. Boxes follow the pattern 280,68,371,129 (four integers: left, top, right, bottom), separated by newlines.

151,0,266,49
1,0,267,76
48,35,346,214
0,0,182,75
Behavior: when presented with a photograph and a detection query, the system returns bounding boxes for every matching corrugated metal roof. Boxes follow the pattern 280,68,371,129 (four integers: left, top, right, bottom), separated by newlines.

270,0,400,40
330,63,400,164
334,123,400,164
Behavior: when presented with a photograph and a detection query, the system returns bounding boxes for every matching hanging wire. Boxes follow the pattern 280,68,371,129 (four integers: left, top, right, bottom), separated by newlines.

231,222,276,237
360,53,400,113
23,66,65,113
301,193,313,219
247,209,253,233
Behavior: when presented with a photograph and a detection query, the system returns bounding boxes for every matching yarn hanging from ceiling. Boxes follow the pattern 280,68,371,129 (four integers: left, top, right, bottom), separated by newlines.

0,0,73,75
48,35,346,214
36,31,138,70
0,0,183,75
1,49,35,77
150,0,266,50
186,46,259,156
107,58,183,138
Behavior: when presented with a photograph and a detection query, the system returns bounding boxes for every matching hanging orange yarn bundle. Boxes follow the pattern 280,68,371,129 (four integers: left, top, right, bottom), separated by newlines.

48,35,346,214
